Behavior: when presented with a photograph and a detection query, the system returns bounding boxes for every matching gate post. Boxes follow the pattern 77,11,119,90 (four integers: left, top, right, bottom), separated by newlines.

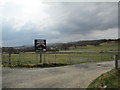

114,55,118,69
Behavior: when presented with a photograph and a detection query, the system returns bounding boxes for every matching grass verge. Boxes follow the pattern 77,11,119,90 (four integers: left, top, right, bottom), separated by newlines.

87,69,119,89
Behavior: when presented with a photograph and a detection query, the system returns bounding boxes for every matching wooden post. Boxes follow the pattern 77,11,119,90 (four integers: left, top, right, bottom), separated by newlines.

114,55,118,69
44,53,45,63
40,53,42,63
9,52,11,66
36,53,38,64
17,52,20,66
55,53,56,64
69,54,71,64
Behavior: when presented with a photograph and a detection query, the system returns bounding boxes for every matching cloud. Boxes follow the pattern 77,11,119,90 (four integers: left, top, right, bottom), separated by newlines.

1,1,118,46
2,20,60,46
50,3,118,35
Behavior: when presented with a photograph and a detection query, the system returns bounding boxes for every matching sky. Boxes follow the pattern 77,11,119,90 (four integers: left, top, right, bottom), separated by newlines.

1,0,118,47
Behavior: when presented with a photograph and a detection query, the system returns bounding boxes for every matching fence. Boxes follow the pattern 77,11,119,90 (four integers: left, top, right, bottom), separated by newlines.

2,51,119,67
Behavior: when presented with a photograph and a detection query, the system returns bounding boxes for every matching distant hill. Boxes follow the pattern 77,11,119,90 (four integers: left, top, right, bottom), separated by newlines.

47,39,119,51
2,39,119,53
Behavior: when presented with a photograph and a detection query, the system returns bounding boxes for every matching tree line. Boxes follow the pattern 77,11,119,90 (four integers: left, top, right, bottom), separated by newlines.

2,39,119,53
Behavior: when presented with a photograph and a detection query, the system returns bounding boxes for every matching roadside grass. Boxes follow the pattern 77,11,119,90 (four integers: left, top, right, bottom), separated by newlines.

87,69,119,88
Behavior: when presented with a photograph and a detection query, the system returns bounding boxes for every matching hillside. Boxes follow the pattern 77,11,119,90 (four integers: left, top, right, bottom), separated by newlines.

60,39,119,51
2,39,119,53
65,41,118,51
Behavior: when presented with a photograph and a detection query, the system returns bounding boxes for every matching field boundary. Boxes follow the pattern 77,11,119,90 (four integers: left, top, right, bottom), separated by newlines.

2,51,119,68
22,51,120,54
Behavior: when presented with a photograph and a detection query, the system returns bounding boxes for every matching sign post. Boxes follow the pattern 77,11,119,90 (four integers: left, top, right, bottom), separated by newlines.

34,39,46,63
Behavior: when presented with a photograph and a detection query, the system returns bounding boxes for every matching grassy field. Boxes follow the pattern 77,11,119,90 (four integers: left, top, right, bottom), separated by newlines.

2,52,116,67
64,42,118,51
87,69,119,88
2,42,118,67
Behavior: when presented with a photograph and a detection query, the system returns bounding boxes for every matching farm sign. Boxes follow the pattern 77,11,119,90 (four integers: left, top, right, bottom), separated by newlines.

34,39,46,52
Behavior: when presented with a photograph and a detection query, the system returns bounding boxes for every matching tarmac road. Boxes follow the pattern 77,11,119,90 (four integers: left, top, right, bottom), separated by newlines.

2,61,115,88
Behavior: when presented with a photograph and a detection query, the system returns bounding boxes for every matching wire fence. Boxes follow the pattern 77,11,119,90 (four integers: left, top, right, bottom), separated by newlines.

2,51,118,67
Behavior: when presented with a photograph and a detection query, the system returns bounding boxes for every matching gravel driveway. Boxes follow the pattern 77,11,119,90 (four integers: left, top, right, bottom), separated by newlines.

2,61,115,88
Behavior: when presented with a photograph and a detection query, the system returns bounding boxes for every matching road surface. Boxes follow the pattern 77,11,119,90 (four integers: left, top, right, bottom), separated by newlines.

2,61,115,88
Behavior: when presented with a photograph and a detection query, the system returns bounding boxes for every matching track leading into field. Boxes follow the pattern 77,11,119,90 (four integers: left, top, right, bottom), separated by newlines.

2,61,115,88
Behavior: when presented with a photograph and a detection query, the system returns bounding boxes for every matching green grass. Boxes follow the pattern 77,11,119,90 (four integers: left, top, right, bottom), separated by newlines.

64,44,118,51
87,69,119,88
2,52,116,67
2,42,118,67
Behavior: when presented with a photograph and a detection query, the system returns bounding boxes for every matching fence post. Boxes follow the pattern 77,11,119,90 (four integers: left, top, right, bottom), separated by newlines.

36,53,38,64
55,53,56,64
43,53,45,63
69,54,71,64
9,52,11,67
114,55,118,69
17,52,20,66
40,53,42,63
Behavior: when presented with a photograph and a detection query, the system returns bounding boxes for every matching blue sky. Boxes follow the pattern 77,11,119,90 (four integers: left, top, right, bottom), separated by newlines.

1,0,118,47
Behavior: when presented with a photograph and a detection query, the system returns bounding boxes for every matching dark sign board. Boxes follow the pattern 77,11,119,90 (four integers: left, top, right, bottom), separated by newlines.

34,39,46,52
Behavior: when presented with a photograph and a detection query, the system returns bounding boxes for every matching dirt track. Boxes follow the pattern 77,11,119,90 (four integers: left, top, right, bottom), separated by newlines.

2,61,115,88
